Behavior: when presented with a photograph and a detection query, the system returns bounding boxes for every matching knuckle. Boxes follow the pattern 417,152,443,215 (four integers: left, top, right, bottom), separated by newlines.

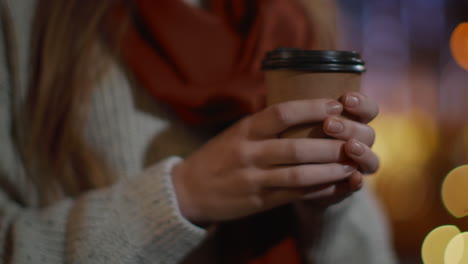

248,195,265,210
244,113,267,139
238,117,254,136
248,143,263,165
231,145,246,163
270,104,292,127
287,140,304,162
287,167,305,186
242,171,262,192
242,171,256,184
233,143,254,166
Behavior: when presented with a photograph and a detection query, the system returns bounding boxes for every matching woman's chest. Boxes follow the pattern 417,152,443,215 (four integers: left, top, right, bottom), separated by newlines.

84,64,210,178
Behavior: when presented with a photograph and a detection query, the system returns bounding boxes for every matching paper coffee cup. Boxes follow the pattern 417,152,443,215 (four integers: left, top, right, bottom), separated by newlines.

262,48,366,138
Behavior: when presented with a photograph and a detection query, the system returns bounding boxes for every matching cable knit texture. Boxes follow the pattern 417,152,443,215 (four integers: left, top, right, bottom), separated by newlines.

0,0,397,263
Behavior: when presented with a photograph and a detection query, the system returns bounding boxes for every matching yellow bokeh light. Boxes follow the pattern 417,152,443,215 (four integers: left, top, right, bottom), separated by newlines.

451,22,468,71
421,225,460,264
371,111,439,175
442,165,468,218
464,125,468,163
445,232,468,264
370,110,438,220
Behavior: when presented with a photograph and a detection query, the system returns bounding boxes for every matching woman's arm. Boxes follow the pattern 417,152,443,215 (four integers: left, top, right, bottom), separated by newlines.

0,157,206,264
0,7,206,262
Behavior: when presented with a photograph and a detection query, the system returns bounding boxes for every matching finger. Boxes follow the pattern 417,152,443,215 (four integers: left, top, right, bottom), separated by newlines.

254,138,347,166
259,183,342,209
300,176,360,207
301,172,362,203
344,139,380,174
260,188,311,209
323,116,376,146
340,92,379,124
261,177,357,210
249,99,343,139
301,180,354,200
260,163,357,188
348,171,364,191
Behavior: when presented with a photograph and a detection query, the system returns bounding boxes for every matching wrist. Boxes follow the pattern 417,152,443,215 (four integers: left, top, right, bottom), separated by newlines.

171,162,208,227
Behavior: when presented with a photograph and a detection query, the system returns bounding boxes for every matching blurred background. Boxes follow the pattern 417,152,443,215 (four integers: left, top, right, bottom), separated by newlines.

336,0,468,263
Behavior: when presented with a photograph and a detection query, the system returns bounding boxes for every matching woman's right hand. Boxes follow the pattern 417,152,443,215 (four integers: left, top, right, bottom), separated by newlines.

172,99,370,225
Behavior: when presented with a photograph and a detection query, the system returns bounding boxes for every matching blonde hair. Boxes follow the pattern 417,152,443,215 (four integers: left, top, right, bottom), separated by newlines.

23,0,338,206
23,0,118,205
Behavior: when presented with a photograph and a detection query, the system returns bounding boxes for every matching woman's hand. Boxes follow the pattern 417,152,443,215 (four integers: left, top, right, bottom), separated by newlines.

172,98,364,225
294,92,380,257
297,91,380,207
326,92,379,174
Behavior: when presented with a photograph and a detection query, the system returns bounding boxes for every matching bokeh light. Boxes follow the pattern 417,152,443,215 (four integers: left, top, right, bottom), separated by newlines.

450,23,468,71
464,125,468,161
421,225,460,264
338,0,468,262
445,232,468,264
442,165,468,218
370,110,439,221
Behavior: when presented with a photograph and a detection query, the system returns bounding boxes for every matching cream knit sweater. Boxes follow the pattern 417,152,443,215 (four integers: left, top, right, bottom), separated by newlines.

0,0,397,263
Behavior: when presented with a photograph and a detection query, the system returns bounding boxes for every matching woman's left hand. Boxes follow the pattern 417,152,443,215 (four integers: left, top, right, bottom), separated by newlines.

299,91,380,206
293,92,380,261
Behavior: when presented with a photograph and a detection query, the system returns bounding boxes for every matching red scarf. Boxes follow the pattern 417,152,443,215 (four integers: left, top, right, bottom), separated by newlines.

111,0,314,263
249,238,302,264
113,0,314,125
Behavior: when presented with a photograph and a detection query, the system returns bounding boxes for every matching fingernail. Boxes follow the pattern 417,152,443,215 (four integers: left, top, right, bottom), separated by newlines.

343,165,357,174
345,96,359,108
326,101,343,115
327,119,344,134
351,141,365,156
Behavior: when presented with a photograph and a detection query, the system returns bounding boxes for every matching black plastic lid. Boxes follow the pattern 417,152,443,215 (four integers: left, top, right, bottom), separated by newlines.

262,47,366,73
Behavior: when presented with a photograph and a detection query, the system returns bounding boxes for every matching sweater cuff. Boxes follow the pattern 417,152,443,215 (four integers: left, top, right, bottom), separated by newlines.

115,157,206,261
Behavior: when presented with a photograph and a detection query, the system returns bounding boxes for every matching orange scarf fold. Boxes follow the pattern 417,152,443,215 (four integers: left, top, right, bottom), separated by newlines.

110,0,314,263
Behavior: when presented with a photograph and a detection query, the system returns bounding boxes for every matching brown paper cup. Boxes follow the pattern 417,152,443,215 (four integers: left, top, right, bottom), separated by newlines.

262,48,365,138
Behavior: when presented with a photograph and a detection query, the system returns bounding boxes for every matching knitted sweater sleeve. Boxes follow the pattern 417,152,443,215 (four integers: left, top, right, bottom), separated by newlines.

0,157,206,264
296,188,398,264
